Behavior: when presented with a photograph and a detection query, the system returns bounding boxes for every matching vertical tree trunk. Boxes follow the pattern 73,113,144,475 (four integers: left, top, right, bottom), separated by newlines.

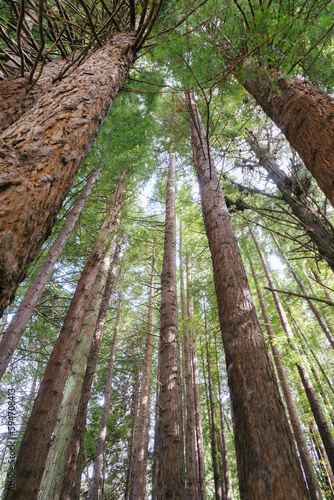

243,72,334,206
5,173,127,499
88,288,123,500
250,227,334,475
153,152,185,499
180,229,198,499
247,244,323,500
186,89,309,499
125,359,141,500
0,31,136,316
60,233,124,500
186,260,207,500
38,226,118,500
270,231,334,350
130,251,156,499
0,167,100,380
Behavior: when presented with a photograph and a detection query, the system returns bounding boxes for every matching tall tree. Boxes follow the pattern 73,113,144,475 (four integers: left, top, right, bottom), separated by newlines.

186,89,310,499
4,173,127,499
0,0,163,315
153,152,185,499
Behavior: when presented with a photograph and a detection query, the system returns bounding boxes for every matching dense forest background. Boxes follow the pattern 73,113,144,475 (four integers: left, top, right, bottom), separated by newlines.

0,0,334,498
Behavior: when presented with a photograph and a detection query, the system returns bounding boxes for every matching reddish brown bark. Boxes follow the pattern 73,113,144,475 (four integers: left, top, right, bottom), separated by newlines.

0,167,100,380
186,90,309,499
130,252,156,499
243,71,334,206
60,233,123,500
4,174,127,499
154,152,185,499
89,288,123,500
0,31,135,316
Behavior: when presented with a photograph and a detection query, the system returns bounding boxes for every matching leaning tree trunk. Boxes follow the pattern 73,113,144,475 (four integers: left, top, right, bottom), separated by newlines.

130,251,156,499
153,152,185,499
243,71,334,206
60,233,123,500
0,30,136,316
250,227,334,475
4,173,127,500
245,130,334,272
186,90,309,499
89,287,123,500
0,167,100,380
246,245,323,500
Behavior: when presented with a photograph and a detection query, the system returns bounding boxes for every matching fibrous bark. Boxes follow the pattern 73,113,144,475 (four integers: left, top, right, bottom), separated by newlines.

0,31,135,316
130,251,156,499
243,71,334,206
4,173,127,499
186,89,309,499
0,167,100,380
153,152,185,499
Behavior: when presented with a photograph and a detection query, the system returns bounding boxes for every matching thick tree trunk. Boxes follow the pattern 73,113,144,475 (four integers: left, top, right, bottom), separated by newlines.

89,288,123,500
130,252,156,499
245,130,334,272
0,30,136,316
0,167,100,380
60,233,123,500
247,246,323,500
179,231,198,499
270,232,334,350
250,227,334,475
186,90,309,499
153,152,185,499
4,173,127,499
186,260,207,500
243,72,334,206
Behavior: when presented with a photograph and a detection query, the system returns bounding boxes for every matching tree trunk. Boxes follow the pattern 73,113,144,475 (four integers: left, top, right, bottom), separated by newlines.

125,357,141,500
60,233,123,500
187,260,207,500
180,230,198,499
247,245,323,500
0,167,100,380
153,152,185,499
89,287,123,500
245,130,334,273
243,71,334,206
130,252,156,499
0,30,136,316
250,227,334,475
4,173,127,499
186,89,309,499
310,422,334,498
38,224,118,499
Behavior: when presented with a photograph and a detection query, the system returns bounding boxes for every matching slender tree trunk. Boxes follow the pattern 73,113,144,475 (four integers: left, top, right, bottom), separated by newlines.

130,251,156,499
0,167,100,380
250,227,334,475
270,231,334,350
180,229,198,499
153,152,185,499
245,130,334,272
125,358,141,500
60,233,123,500
243,71,334,206
89,288,123,500
310,422,334,498
247,245,323,500
187,260,207,500
204,315,223,500
5,173,127,499
38,226,118,500
213,332,231,500
186,89,309,499
0,31,136,316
